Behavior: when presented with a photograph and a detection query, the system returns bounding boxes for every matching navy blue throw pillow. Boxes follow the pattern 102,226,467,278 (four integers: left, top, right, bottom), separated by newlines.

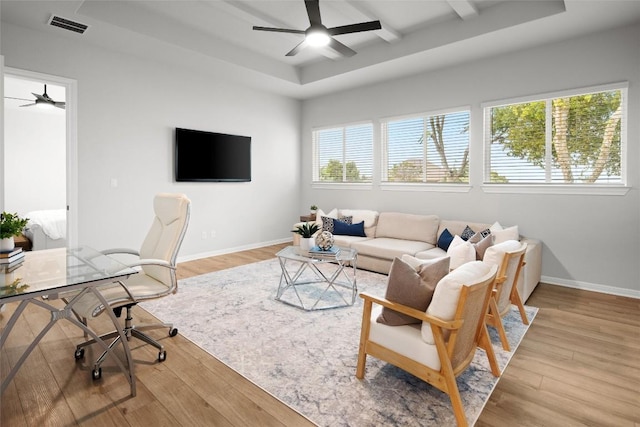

437,228,454,250
333,220,366,237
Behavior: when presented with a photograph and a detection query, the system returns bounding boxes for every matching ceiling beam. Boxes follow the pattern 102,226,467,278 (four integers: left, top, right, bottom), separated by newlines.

339,1,402,43
447,0,479,20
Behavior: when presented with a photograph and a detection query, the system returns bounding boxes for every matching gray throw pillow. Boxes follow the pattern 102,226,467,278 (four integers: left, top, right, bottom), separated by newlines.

377,257,451,326
473,234,493,260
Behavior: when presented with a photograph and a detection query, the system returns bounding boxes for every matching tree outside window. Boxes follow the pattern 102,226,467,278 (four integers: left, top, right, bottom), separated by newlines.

382,110,470,184
487,87,624,184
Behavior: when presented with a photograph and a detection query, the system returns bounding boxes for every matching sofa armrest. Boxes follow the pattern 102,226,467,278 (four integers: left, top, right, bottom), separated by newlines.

519,237,542,303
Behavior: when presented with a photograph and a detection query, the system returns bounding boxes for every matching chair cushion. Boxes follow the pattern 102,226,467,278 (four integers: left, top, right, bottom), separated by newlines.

377,256,450,326
72,273,172,318
421,261,494,344
369,306,442,371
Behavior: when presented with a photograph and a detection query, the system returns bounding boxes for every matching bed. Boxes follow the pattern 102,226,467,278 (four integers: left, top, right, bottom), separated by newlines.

22,209,67,251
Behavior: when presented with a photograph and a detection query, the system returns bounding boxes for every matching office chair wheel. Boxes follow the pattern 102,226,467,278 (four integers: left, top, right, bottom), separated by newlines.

158,350,167,362
74,348,85,361
92,367,102,380
169,327,178,337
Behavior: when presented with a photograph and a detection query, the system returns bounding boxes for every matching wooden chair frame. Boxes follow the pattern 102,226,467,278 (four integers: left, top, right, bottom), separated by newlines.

485,243,529,351
356,266,499,427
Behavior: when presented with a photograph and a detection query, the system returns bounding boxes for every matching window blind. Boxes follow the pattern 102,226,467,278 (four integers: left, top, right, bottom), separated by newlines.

485,85,626,185
381,110,470,183
312,123,373,183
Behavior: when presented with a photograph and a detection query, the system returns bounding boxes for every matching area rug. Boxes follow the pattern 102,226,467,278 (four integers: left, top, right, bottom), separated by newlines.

141,258,537,426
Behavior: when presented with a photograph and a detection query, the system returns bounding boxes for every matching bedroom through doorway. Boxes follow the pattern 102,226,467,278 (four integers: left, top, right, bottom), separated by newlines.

3,69,77,250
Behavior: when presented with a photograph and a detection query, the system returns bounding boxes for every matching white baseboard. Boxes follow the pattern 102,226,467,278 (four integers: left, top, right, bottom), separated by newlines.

541,275,640,299
177,238,292,264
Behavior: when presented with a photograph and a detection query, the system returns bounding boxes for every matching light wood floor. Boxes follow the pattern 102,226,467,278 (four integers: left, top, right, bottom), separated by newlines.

1,243,639,426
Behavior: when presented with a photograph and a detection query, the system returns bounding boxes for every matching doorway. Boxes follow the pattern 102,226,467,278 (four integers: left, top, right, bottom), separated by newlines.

3,68,77,250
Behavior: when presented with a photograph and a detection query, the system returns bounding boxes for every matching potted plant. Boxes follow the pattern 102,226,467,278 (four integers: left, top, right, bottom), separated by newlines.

310,204,318,220
0,211,29,251
292,222,320,251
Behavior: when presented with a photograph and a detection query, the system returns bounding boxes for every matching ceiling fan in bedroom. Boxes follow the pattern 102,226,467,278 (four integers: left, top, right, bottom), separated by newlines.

4,84,66,109
252,0,381,57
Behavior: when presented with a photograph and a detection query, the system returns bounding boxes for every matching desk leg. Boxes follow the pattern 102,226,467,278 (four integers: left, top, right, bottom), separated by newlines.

0,288,136,397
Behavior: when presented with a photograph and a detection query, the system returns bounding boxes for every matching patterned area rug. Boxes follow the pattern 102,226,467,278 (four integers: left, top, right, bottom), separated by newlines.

141,258,537,426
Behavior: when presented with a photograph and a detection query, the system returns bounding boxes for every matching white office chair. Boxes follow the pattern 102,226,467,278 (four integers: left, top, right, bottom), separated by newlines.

72,193,191,379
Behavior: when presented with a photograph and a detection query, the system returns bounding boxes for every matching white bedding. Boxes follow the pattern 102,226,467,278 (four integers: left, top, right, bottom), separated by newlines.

25,209,66,240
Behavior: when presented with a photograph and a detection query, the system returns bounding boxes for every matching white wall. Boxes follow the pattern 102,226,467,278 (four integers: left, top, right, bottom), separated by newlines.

301,24,640,296
2,22,302,257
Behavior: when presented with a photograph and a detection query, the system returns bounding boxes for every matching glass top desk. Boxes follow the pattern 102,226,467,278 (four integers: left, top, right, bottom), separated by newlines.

0,247,138,396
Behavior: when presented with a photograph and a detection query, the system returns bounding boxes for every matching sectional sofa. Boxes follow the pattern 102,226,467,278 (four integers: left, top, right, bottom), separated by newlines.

293,209,542,303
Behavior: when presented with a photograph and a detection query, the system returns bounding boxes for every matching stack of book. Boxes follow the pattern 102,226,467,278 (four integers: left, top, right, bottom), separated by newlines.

1,247,26,273
308,245,341,258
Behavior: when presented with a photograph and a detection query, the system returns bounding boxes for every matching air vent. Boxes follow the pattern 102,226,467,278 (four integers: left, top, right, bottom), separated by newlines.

48,15,89,34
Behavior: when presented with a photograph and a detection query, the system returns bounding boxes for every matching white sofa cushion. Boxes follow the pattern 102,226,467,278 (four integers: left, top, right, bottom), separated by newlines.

375,212,440,244
369,306,442,371
351,237,435,260
422,261,494,344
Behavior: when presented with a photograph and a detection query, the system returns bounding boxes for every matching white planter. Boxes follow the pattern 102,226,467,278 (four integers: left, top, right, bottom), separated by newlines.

299,237,315,251
0,236,15,251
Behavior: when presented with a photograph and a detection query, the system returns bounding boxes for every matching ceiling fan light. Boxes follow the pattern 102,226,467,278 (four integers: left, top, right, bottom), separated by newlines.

306,29,330,47
35,99,54,109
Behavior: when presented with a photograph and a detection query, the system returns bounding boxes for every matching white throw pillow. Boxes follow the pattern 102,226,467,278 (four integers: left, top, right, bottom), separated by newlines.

422,261,493,344
401,254,449,271
339,209,379,228
446,235,476,270
483,240,523,268
315,208,338,228
492,225,519,243
490,221,503,233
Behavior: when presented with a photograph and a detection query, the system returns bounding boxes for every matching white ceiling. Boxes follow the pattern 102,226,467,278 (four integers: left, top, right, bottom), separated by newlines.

2,1,640,99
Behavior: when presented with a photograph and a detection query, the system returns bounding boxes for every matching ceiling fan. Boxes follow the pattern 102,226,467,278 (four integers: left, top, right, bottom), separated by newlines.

5,84,66,109
253,0,381,57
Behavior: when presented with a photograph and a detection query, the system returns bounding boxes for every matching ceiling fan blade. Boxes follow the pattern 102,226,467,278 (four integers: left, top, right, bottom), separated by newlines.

33,93,47,101
286,39,308,57
328,21,382,36
327,37,356,57
20,102,37,108
54,102,66,109
253,26,305,34
4,96,32,102
305,0,322,26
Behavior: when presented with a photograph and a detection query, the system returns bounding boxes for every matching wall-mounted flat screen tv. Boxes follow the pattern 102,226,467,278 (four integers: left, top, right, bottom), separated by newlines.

175,127,251,182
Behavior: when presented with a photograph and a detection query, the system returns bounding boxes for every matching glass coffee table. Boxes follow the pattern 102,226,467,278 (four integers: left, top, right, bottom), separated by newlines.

275,246,357,310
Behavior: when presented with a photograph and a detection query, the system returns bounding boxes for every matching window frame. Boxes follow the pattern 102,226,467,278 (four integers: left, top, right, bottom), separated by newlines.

482,82,629,195
379,106,472,192
311,121,374,189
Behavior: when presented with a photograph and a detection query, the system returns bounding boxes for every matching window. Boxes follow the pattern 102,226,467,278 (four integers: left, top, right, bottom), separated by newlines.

381,109,470,184
312,123,373,184
484,84,627,186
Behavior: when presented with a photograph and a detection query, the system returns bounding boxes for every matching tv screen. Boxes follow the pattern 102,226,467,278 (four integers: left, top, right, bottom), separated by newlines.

175,128,251,182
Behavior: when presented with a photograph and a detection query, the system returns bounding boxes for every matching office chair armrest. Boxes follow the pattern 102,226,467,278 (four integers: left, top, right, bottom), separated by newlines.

101,248,140,256
123,259,177,271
